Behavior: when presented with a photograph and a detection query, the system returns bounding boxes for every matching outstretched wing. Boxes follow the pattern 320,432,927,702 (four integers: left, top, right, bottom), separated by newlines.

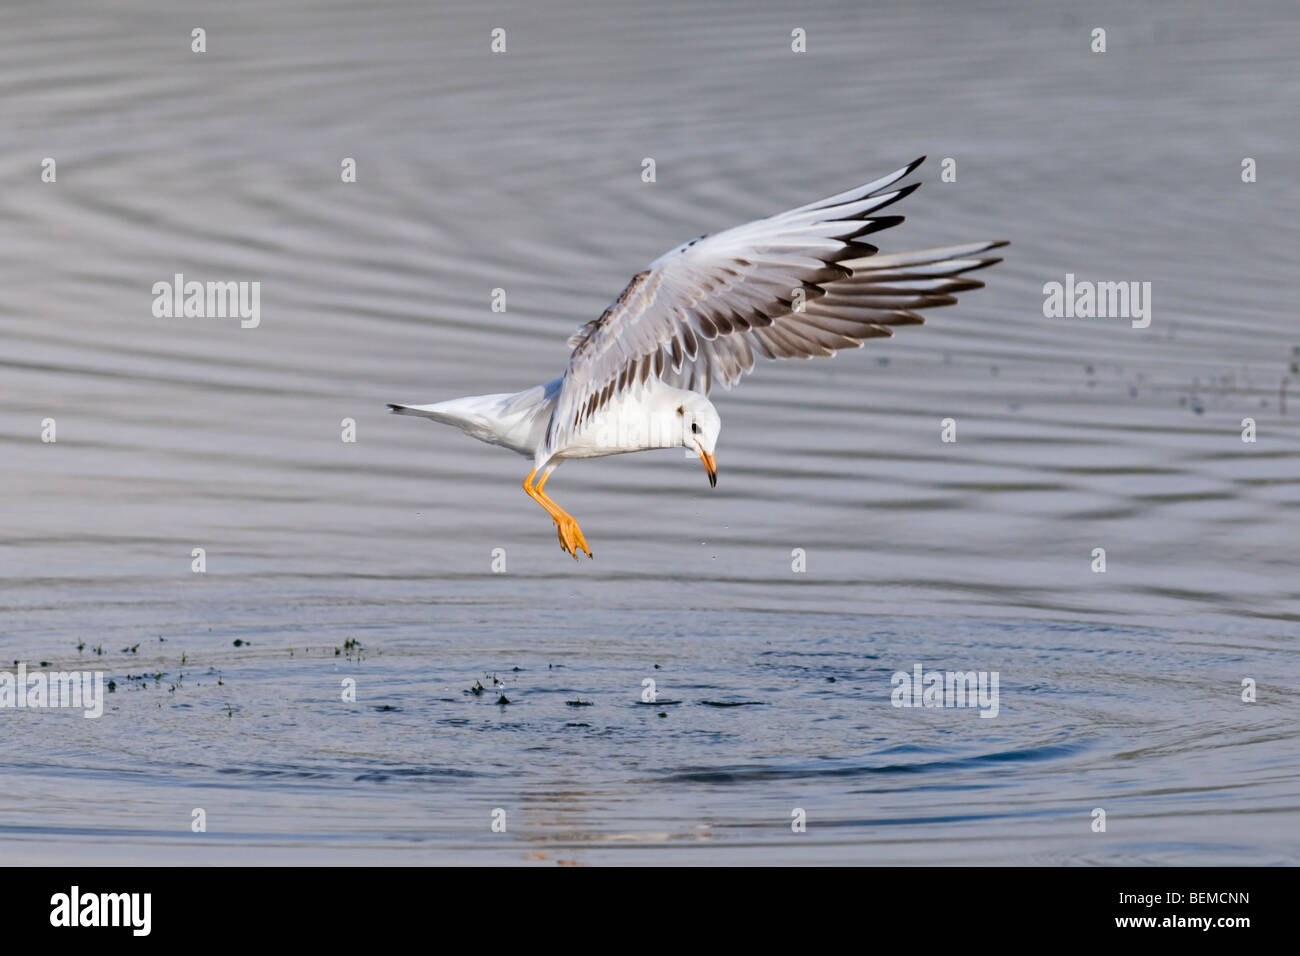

544,157,1006,454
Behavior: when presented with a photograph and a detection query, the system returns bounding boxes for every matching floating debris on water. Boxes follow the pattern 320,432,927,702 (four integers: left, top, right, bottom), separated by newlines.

699,700,767,707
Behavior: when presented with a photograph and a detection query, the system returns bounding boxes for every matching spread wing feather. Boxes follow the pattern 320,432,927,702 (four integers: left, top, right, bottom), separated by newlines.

545,157,1006,454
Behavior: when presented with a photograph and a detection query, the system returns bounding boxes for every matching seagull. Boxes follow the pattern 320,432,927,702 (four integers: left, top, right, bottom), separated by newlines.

389,157,1006,559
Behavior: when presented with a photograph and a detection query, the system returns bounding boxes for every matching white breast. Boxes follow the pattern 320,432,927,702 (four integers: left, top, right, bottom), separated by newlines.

550,381,690,461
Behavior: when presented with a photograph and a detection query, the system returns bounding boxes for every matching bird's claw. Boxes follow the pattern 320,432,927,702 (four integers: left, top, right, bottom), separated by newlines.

554,516,593,559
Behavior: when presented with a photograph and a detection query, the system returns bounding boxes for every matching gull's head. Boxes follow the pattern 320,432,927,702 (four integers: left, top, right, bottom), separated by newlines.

677,394,720,488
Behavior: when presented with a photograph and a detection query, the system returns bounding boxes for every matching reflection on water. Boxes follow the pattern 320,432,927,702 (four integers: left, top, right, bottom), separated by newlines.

1,0,1298,863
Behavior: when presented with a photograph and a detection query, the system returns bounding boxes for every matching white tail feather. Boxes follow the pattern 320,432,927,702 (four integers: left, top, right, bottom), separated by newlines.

387,379,561,457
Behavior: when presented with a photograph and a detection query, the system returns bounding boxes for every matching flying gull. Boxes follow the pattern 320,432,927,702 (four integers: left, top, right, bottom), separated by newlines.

389,157,1007,558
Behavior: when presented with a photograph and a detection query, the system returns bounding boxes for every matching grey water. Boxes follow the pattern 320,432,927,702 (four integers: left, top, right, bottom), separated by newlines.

2,0,1298,864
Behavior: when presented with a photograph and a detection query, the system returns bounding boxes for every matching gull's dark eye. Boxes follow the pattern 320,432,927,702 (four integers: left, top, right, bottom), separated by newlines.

691,422,700,434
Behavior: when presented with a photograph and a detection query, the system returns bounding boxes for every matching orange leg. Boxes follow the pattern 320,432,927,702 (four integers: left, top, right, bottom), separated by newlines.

523,469,592,559
536,469,592,559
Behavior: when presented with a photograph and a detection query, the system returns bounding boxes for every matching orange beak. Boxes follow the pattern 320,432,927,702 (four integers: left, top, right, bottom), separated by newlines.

700,449,717,488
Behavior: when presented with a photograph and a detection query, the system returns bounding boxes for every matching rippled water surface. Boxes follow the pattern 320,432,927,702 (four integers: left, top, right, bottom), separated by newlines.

2,0,1299,864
